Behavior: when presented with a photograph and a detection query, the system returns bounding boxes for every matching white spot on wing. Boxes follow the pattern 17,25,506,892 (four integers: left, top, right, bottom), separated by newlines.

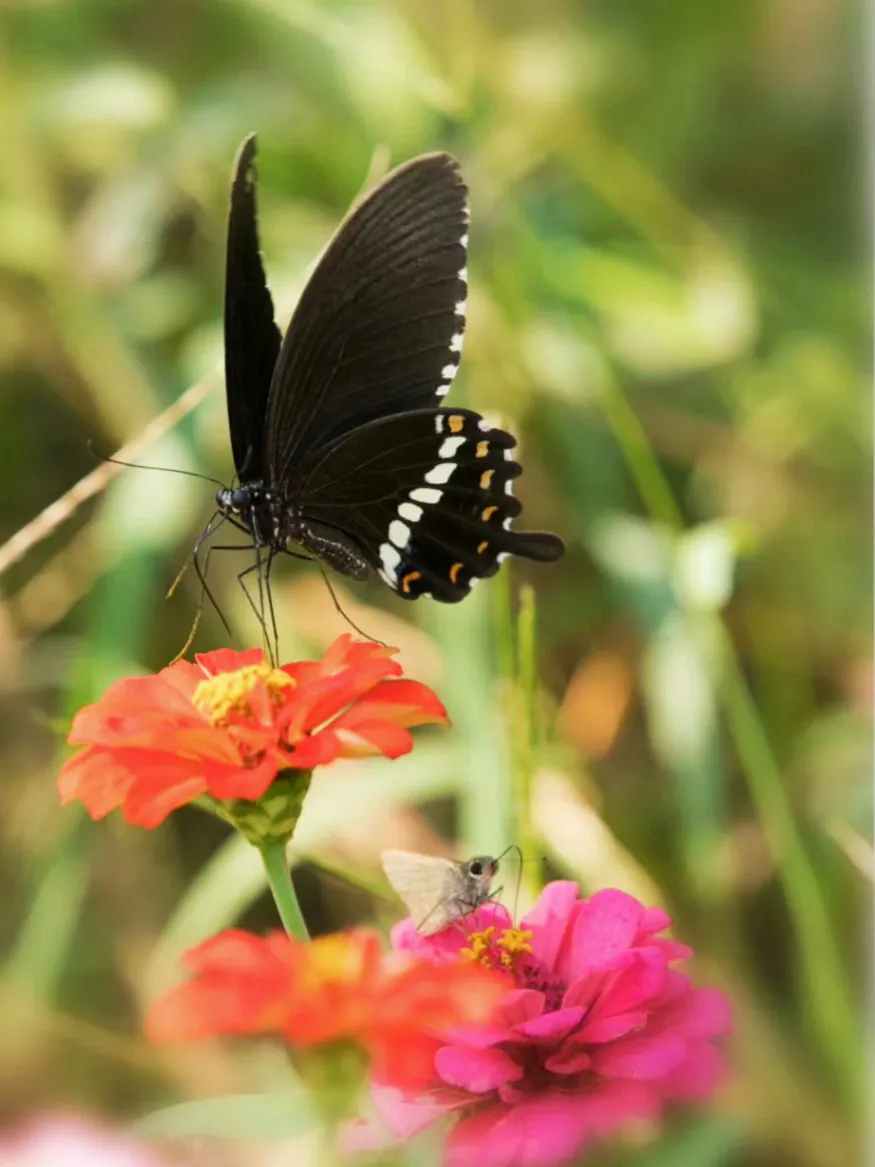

460,233,469,248
378,567,397,589
380,544,401,574
399,502,423,523
455,300,466,318
478,419,492,432
425,462,456,485
505,479,515,496
441,363,458,380
411,487,443,505
436,384,451,397
435,415,445,433
458,265,468,283
389,520,410,549
503,516,512,530
438,436,465,459
449,333,463,353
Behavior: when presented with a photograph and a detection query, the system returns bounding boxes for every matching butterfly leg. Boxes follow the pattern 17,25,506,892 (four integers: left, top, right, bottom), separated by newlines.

233,557,275,659
263,547,280,664
191,515,235,638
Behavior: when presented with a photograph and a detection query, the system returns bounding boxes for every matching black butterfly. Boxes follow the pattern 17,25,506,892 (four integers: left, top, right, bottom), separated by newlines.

207,135,563,624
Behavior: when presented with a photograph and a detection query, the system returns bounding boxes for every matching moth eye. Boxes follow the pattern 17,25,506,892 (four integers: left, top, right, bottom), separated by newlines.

468,860,483,876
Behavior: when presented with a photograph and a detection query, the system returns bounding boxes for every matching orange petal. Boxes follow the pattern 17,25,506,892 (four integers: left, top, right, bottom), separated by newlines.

193,647,265,677
333,721,414,759
201,753,279,802
57,746,136,818
146,930,295,1042
335,679,449,729
112,749,208,827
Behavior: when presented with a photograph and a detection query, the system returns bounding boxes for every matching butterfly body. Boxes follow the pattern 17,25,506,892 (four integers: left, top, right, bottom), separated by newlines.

214,135,564,605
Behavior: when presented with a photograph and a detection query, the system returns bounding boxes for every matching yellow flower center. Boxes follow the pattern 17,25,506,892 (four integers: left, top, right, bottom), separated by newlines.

462,926,533,971
193,664,295,726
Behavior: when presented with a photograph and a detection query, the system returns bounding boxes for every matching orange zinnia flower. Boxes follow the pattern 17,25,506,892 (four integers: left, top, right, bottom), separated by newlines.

145,928,506,1091
58,636,447,829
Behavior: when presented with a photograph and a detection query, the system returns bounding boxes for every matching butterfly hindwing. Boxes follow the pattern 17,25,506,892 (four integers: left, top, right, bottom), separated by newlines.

296,409,564,601
224,134,282,480
264,153,469,485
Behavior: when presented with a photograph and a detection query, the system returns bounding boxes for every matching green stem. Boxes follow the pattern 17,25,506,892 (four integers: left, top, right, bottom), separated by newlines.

259,838,310,941
514,586,542,899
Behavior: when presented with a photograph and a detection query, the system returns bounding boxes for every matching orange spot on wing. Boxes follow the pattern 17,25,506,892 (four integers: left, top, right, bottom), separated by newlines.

476,441,489,458
401,571,422,594
481,505,498,521
449,415,465,434
477,541,488,554
480,469,494,490
449,562,464,584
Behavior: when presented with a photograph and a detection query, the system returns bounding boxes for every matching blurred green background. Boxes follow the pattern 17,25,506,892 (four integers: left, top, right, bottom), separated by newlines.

0,0,869,1164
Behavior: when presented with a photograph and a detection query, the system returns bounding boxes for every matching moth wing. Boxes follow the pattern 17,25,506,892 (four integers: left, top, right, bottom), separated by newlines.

380,849,459,934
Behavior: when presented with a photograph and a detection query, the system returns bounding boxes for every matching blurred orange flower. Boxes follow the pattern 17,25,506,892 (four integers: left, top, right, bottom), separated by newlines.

58,636,447,828
145,928,505,1090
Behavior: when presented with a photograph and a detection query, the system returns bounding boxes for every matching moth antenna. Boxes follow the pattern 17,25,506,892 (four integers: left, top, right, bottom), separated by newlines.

87,441,226,489
318,567,385,646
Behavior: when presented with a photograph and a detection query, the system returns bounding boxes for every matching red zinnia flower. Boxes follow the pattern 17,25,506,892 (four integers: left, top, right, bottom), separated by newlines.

145,928,506,1091
58,636,447,829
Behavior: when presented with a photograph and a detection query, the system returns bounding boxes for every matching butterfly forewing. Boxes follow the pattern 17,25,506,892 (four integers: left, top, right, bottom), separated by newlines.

264,153,469,484
224,135,282,481
381,850,461,933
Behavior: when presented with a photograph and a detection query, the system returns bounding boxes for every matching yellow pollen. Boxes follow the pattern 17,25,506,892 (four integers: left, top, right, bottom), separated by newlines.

193,664,295,726
461,926,497,965
497,928,533,958
461,926,532,971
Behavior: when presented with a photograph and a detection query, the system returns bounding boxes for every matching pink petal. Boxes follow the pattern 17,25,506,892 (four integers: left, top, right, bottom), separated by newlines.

513,1006,585,1043
446,1094,596,1167
563,889,644,983
518,882,580,974
650,938,693,963
635,906,673,938
390,904,512,961
577,1010,647,1043
370,1083,469,1141
435,1047,523,1093
655,987,733,1039
544,1047,592,1074
661,1041,727,1099
591,948,667,1018
592,1033,687,1080
500,989,546,1028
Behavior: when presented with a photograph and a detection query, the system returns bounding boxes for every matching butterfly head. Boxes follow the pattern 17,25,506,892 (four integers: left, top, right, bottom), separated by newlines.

461,854,499,900
216,486,253,517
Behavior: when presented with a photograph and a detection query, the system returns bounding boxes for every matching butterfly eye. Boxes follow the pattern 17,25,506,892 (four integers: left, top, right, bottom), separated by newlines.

468,860,483,876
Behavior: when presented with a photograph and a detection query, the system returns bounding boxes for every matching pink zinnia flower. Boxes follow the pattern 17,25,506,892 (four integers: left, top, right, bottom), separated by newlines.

371,881,731,1167
0,1116,171,1167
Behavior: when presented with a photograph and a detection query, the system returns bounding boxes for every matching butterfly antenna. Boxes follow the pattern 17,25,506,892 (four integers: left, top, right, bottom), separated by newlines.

318,567,385,645
87,441,226,489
